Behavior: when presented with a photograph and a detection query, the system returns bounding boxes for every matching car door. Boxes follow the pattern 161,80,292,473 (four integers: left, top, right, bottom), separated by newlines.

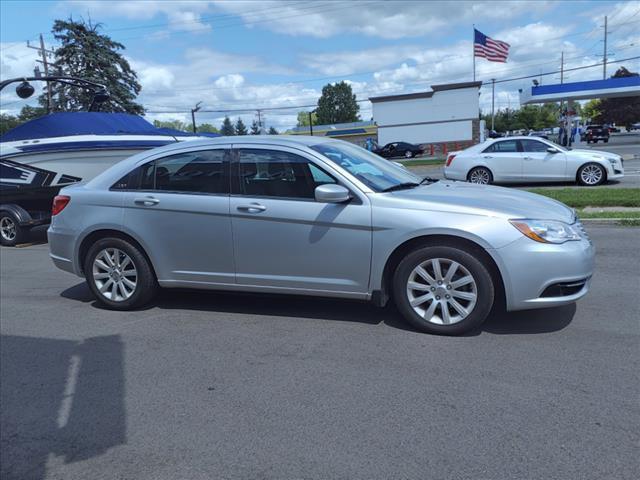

229,144,372,293
521,139,567,181
480,139,523,181
118,146,234,284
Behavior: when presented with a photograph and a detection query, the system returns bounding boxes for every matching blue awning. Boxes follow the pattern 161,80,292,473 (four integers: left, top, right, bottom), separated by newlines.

0,112,218,142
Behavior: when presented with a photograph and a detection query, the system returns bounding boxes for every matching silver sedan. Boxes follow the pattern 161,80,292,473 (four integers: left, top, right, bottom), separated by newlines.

443,136,624,186
48,136,595,335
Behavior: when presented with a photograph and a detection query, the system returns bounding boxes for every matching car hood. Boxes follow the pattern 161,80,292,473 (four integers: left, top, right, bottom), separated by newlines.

569,148,619,159
376,181,575,223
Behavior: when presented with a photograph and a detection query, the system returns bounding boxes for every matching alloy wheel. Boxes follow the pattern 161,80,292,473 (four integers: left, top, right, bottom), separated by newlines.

406,258,478,325
580,165,603,185
0,217,17,242
92,248,138,302
469,168,490,184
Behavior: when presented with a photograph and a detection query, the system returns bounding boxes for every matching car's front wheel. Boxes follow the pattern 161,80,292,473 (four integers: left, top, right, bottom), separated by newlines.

577,163,606,186
84,237,158,310
393,246,495,335
404,150,414,159
467,167,493,185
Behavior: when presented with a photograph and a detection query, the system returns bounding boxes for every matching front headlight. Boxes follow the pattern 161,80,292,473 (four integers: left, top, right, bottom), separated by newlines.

509,219,581,244
607,158,617,165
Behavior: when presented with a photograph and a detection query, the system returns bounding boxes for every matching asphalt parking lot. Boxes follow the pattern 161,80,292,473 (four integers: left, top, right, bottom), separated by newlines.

1,226,638,480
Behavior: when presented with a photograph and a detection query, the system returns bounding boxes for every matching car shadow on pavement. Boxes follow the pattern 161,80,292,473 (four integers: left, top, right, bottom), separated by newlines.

62,282,576,336
0,334,127,480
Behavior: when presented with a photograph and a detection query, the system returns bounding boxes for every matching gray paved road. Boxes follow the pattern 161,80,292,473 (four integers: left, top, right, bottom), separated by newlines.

1,227,639,480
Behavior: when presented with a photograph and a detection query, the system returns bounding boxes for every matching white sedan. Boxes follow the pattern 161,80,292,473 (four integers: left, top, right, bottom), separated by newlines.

443,136,624,186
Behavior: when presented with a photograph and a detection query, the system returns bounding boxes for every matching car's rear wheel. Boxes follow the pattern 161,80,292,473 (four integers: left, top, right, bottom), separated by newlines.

404,150,414,159
0,211,25,247
577,163,606,186
393,246,495,335
467,167,492,185
84,237,157,310
604,139,609,143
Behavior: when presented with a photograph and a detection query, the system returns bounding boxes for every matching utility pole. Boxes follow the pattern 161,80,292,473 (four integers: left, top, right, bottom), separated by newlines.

560,51,564,84
308,111,313,136
603,15,608,79
491,78,495,131
191,101,202,133
257,109,263,133
27,34,55,113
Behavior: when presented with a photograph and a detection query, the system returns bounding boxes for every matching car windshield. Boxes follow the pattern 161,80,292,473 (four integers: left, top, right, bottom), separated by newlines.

310,142,421,192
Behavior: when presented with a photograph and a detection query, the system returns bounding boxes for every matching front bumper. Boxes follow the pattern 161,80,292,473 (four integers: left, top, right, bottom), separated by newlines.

493,232,595,311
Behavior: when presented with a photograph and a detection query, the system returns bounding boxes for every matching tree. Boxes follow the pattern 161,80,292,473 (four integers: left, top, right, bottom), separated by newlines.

44,18,143,114
0,114,21,136
315,81,360,125
235,118,248,135
197,123,219,134
268,126,278,135
582,99,601,123
594,67,640,128
220,116,235,136
250,119,260,134
296,110,317,127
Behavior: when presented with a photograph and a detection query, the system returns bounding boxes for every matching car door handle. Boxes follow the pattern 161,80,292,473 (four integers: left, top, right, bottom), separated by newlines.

237,203,266,213
483,156,493,159
134,196,160,206
524,156,533,160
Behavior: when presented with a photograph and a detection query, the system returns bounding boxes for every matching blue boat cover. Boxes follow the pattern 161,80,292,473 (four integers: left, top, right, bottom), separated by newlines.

1,112,219,142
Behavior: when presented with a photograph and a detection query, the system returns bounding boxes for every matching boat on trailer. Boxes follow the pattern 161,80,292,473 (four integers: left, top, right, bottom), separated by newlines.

0,112,215,245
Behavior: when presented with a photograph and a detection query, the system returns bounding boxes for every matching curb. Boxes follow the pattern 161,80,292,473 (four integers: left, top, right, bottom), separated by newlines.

580,218,640,226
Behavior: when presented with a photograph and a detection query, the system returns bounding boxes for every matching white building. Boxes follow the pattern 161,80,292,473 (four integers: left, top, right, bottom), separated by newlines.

370,81,481,147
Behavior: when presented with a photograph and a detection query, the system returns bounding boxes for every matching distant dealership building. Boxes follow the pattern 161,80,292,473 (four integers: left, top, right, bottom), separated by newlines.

288,120,377,146
370,81,482,148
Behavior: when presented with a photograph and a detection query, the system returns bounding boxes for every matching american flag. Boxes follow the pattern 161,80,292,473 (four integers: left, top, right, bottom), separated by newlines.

474,29,510,63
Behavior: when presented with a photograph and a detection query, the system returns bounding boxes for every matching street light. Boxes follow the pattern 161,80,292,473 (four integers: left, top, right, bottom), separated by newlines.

191,101,202,133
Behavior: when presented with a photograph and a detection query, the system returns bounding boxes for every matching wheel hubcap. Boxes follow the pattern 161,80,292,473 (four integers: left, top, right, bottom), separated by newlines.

406,258,477,325
0,217,16,241
469,169,490,184
581,165,602,185
92,248,138,302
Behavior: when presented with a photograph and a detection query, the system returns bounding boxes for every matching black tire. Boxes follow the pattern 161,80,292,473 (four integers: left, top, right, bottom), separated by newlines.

604,138,609,143
577,162,606,186
0,211,26,247
84,237,157,310
467,166,493,185
392,246,495,335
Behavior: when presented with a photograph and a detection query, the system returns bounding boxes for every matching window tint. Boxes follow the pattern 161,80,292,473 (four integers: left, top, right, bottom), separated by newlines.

484,140,519,153
112,150,228,194
521,139,550,153
236,149,335,199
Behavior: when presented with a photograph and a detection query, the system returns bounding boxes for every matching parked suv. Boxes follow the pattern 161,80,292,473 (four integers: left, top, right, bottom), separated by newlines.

581,125,610,144
48,136,594,335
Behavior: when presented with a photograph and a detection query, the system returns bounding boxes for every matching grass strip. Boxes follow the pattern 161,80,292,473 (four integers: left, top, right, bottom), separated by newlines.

401,158,444,167
527,188,640,208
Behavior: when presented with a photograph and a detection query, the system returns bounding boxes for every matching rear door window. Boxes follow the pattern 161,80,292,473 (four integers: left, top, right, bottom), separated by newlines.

483,140,519,153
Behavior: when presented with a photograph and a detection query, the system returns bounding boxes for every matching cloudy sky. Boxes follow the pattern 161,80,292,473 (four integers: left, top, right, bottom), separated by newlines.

1,0,639,130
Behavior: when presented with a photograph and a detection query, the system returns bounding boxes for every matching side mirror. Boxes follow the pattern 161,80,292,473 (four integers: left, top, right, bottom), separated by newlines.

315,184,350,203
547,147,559,154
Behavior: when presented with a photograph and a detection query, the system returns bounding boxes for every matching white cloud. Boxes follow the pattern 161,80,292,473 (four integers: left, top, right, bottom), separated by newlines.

212,0,554,39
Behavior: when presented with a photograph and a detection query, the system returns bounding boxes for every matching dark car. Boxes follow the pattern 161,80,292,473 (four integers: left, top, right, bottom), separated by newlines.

581,125,610,144
374,142,424,159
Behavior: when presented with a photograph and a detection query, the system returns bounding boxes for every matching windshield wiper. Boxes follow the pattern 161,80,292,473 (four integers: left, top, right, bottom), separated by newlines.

419,176,439,185
381,182,420,192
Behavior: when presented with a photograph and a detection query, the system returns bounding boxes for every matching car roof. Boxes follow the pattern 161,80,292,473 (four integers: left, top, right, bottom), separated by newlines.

162,134,337,152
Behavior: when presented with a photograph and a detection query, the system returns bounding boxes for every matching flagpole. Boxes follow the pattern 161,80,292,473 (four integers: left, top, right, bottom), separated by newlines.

472,24,476,81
